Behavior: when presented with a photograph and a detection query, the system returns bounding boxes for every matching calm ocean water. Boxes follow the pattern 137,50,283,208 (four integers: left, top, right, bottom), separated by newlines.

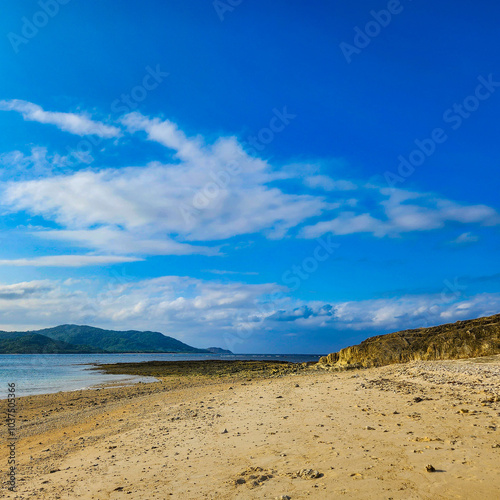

0,353,322,398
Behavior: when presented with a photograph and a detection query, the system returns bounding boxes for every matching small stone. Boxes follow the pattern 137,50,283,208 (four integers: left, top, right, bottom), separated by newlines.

235,477,246,485
425,464,436,472
222,429,228,434
365,426,375,430
296,468,322,479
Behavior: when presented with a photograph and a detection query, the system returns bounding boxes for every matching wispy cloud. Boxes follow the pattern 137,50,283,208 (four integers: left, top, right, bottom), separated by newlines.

300,187,500,238
0,99,121,138
1,109,499,261
121,112,204,161
0,281,54,300
36,228,220,257
304,175,357,191
1,113,329,255
0,146,75,180
203,269,259,276
0,255,143,267
448,232,479,246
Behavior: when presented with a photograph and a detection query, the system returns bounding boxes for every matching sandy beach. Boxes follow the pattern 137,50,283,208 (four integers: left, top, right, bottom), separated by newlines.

1,356,499,499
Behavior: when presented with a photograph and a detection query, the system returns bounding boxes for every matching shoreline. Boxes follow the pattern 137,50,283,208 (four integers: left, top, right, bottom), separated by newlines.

0,375,160,401
0,355,321,399
1,356,499,499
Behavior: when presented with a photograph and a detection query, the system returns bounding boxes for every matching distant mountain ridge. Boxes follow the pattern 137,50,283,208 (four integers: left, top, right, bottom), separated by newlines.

206,347,233,354
0,325,231,354
0,333,105,354
318,313,500,369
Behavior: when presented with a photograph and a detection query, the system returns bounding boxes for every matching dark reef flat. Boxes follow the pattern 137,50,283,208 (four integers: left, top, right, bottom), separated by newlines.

94,359,311,379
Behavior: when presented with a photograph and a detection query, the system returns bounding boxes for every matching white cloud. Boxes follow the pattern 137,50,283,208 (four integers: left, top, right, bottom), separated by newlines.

250,291,500,341
0,146,82,180
36,227,220,256
1,110,498,260
203,269,259,276
300,187,500,238
333,292,500,331
0,100,121,138
0,280,54,300
449,232,479,245
0,276,285,347
121,112,204,162
2,114,329,255
304,175,357,191
0,255,143,267
0,276,498,351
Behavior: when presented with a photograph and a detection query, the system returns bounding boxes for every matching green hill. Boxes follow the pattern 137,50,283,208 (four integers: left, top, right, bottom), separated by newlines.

0,324,226,354
0,333,105,354
37,325,209,353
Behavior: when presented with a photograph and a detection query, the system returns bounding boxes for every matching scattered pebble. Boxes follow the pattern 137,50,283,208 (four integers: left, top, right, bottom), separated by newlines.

294,469,322,479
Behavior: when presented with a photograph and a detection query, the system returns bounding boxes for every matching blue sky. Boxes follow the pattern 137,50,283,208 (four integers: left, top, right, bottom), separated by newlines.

0,0,498,353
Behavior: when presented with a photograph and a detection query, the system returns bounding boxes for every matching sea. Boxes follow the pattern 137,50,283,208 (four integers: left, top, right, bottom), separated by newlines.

0,353,322,398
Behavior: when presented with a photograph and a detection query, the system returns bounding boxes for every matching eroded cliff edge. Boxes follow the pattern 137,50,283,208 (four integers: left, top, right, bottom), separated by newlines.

318,313,500,369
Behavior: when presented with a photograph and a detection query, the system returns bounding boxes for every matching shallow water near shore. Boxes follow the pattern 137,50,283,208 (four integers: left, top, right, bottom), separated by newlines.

0,353,322,397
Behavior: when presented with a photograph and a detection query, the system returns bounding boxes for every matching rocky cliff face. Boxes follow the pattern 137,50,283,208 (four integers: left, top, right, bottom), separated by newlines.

318,314,500,369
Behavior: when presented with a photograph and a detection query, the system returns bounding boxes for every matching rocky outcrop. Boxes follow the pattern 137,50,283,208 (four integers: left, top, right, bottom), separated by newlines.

318,314,500,369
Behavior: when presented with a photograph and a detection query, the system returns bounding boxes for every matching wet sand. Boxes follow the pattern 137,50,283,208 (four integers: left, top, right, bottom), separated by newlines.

1,356,499,499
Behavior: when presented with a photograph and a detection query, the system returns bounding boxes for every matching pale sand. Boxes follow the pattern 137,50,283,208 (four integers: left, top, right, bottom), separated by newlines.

1,356,499,499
